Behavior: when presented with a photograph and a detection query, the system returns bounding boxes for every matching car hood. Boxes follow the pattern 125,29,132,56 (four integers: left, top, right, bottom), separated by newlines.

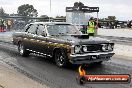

53,34,111,45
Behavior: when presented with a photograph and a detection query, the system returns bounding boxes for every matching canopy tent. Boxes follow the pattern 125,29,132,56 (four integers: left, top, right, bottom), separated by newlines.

66,2,99,25
66,2,99,35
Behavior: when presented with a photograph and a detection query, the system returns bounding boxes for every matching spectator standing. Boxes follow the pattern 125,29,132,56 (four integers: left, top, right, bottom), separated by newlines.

127,20,130,28
0,19,4,32
106,22,109,29
87,17,96,36
7,19,12,31
129,21,132,28
115,21,118,28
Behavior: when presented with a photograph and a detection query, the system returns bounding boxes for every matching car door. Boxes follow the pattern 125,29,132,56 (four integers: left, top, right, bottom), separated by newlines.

45,25,56,57
21,24,32,49
35,24,48,55
24,24,38,51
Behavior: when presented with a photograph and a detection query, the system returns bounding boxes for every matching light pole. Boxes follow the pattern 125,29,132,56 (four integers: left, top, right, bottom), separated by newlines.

49,0,51,22
50,0,51,13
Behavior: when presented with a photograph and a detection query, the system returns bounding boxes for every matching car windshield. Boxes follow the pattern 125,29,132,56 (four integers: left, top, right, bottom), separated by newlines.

47,24,82,35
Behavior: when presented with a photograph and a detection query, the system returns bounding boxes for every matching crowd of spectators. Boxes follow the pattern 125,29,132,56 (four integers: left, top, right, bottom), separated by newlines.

0,18,29,31
0,19,13,31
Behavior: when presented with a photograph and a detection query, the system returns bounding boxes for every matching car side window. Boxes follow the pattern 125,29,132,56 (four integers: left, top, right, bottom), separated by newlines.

27,24,38,34
22,24,32,32
37,25,47,36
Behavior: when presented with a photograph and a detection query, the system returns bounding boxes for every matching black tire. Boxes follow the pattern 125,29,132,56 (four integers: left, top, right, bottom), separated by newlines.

54,49,69,67
18,42,30,57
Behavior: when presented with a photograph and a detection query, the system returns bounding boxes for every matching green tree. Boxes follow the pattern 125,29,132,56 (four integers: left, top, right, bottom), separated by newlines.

74,2,84,7
17,4,38,17
0,7,7,17
0,7,5,16
108,16,116,21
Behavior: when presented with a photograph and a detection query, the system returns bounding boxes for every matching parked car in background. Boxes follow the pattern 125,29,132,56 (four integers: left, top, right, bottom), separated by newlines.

116,21,127,28
13,22,115,67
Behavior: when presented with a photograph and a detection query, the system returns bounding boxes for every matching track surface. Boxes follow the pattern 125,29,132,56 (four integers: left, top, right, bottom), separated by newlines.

0,41,132,88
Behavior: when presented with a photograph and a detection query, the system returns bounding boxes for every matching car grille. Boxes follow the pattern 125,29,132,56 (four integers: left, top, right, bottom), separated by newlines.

82,44,102,53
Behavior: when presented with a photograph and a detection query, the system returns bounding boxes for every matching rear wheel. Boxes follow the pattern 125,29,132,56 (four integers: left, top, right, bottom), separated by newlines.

54,50,69,67
18,42,30,57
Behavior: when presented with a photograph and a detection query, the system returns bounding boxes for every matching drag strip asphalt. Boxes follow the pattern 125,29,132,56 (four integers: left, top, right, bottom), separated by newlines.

0,41,132,88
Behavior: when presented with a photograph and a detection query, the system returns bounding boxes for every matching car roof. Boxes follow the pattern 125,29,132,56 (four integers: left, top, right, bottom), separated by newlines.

30,22,72,25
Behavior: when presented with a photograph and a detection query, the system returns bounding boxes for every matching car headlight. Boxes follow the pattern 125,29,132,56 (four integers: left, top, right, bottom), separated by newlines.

83,46,87,52
102,44,114,51
74,45,81,53
111,45,114,49
108,44,112,51
102,44,108,51
108,44,114,51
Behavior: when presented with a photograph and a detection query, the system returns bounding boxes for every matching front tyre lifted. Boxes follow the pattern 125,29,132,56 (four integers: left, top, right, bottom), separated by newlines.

18,42,30,57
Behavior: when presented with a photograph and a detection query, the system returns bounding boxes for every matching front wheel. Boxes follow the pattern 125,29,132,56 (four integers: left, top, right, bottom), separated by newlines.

18,42,30,57
54,50,69,67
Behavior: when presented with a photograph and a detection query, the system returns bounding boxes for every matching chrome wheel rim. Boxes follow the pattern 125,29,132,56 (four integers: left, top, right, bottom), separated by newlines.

56,53,65,66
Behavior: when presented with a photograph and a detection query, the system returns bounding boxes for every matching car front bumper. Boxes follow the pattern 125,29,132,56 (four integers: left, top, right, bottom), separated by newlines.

69,52,115,64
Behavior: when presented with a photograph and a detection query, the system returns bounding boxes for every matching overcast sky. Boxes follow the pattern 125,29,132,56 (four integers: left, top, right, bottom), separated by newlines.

0,0,132,20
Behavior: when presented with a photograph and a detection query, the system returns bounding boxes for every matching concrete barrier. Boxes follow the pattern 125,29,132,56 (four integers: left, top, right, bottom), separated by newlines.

114,44,132,58
98,28,132,59
98,28,132,38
